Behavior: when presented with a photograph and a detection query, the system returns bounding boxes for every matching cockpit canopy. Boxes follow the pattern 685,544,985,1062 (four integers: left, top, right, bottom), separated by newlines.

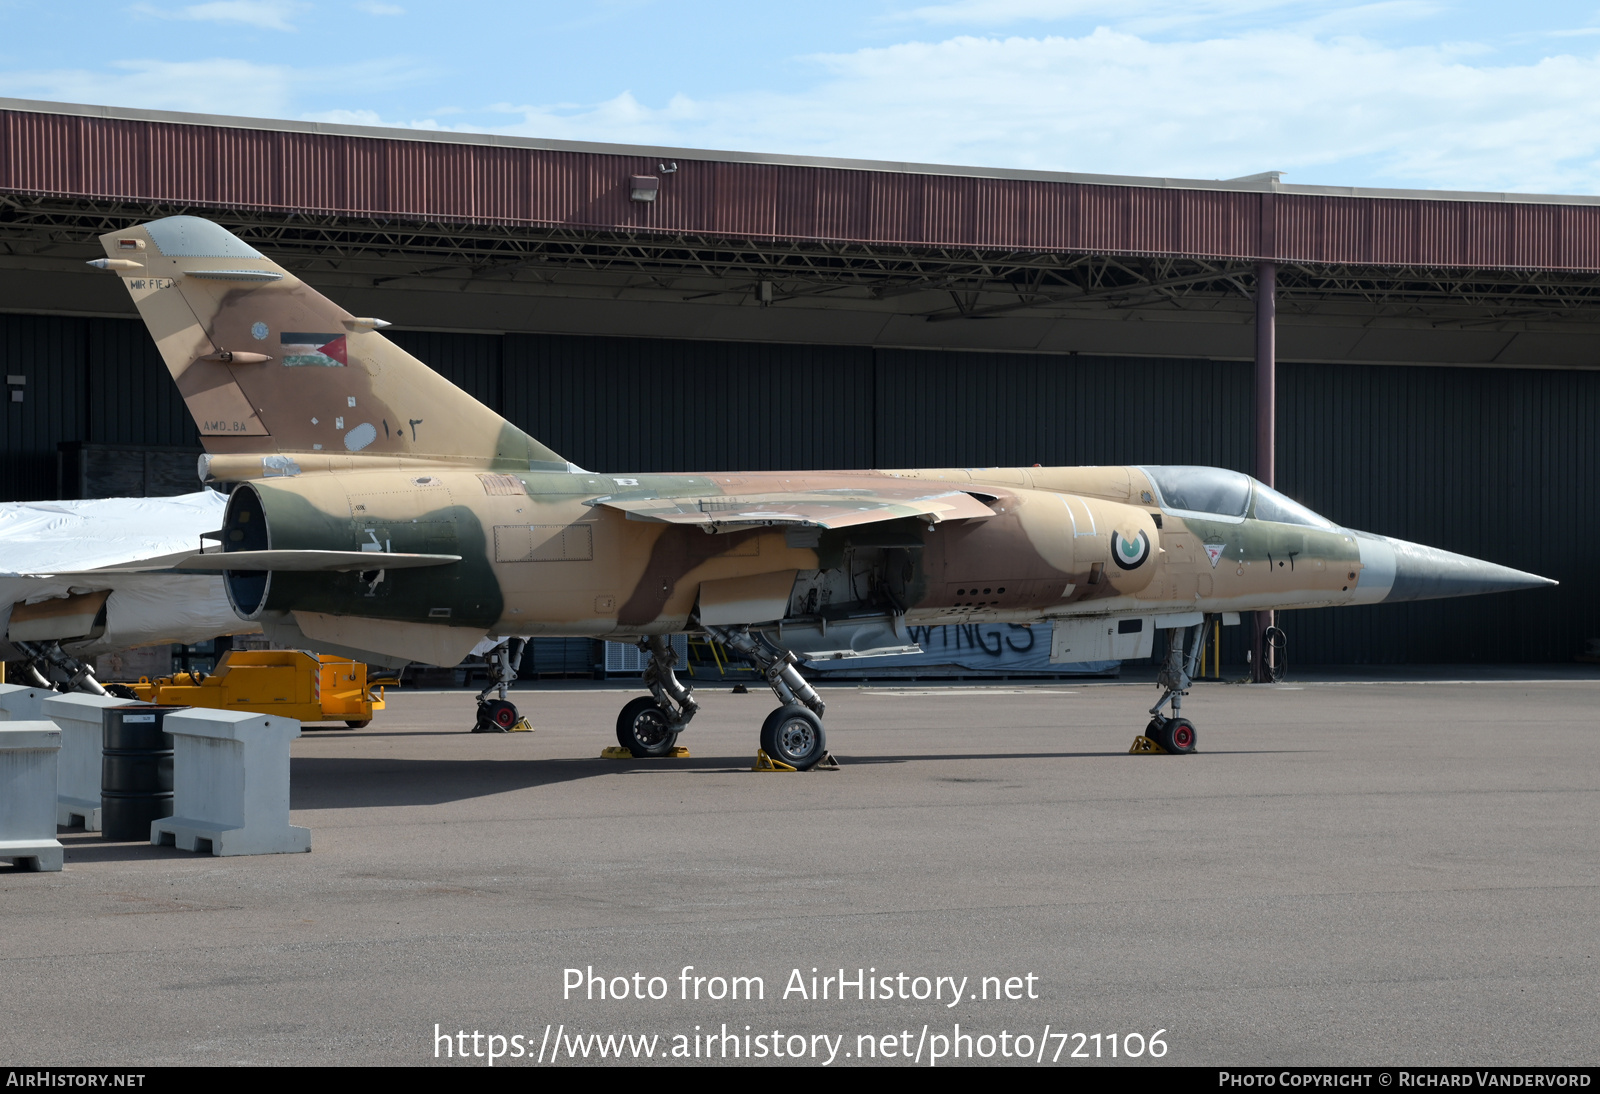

1141,466,1338,529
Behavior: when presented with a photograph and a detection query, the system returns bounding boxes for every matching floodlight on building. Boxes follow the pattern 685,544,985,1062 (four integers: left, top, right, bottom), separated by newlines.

629,175,660,203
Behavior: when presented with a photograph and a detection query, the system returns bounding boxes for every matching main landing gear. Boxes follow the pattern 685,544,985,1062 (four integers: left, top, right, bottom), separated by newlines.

473,638,527,732
703,625,830,770
614,636,700,756
13,640,107,695
1145,620,1206,755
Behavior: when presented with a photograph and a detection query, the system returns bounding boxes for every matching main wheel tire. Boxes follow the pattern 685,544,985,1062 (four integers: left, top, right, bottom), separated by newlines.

475,699,518,733
1165,716,1198,754
1146,717,1171,751
616,696,679,757
759,704,827,770
344,719,371,729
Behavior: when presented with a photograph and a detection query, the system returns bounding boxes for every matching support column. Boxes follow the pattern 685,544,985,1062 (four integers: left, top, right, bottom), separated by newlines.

1253,260,1276,683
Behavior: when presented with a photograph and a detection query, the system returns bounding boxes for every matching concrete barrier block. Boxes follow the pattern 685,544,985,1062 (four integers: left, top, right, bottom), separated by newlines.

152,709,309,856
0,683,56,722
0,721,65,871
42,692,137,832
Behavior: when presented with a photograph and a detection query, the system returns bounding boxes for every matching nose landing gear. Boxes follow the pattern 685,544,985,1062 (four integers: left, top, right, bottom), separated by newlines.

472,638,528,732
1145,620,1205,755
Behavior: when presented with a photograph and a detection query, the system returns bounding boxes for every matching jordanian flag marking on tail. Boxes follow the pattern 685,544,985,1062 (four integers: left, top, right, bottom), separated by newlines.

281,332,348,367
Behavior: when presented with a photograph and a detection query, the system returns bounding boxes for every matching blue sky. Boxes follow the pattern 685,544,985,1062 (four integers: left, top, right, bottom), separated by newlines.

4,2,1600,193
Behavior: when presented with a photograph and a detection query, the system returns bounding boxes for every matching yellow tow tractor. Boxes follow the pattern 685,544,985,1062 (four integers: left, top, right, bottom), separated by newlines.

117,650,385,728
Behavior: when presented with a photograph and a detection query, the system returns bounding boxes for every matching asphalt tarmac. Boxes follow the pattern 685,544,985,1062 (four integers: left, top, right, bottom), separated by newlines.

5,676,1597,1067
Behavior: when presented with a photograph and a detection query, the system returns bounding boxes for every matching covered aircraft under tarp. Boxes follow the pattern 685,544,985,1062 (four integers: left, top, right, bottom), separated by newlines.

0,490,261,690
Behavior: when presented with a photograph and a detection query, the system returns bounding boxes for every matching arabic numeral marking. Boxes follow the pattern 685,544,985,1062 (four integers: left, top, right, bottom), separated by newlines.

1071,1032,1088,1057
1150,1030,1168,1057
1123,1033,1146,1057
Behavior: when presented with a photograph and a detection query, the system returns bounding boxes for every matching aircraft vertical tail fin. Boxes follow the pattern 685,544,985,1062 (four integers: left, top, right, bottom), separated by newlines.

94,216,568,472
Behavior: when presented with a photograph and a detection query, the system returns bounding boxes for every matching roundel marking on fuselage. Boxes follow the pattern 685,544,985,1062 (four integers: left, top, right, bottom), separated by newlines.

1112,529,1151,570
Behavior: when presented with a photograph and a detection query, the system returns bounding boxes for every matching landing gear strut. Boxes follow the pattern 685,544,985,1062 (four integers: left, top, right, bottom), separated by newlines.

473,638,527,732
614,636,699,756
703,624,830,769
13,641,107,695
1146,620,1205,755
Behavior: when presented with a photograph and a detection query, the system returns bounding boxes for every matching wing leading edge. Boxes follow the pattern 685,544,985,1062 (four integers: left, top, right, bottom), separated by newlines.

593,488,995,530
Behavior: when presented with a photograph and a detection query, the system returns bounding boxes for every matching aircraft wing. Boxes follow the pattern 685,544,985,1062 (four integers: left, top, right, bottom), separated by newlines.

594,487,995,529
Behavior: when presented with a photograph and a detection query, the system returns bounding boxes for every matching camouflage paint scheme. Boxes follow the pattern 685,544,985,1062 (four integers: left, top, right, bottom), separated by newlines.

94,218,1553,669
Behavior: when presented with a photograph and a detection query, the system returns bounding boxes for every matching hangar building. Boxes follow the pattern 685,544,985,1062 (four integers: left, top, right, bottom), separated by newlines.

2,97,1595,667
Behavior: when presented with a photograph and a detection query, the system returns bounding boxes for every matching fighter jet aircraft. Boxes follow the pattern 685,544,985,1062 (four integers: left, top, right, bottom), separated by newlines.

85,216,1556,766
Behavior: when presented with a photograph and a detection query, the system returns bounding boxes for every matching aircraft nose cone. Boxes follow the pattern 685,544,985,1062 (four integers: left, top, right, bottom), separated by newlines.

1354,532,1557,603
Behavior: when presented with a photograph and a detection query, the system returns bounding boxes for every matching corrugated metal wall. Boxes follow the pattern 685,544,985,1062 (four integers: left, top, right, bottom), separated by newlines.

84,318,198,449
872,350,1253,469
1,315,199,500
1277,363,1598,664
385,329,502,410
1,315,87,500
504,334,876,472
9,106,1600,270
2,314,1588,665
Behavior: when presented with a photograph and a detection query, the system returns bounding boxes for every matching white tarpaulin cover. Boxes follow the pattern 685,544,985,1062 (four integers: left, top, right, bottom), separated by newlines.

0,490,258,656
0,491,227,576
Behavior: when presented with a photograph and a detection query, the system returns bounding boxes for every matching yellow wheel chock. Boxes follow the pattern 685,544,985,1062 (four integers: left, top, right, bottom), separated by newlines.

509,718,534,733
1129,735,1168,754
752,749,841,772
601,745,691,759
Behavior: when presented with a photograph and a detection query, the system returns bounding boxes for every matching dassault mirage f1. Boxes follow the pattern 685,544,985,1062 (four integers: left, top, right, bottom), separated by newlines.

87,217,1555,767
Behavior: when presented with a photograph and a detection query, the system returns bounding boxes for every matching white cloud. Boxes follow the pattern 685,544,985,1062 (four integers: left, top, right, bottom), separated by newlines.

34,12,1600,196
455,27,1600,194
301,107,444,128
131,1,308,32
897,1,1451,43
0,56,415,119
354,1,405,15
0,58,304,115
903,0,1303,25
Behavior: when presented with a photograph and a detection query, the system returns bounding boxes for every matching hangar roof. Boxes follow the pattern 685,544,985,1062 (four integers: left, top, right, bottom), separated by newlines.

3,96,1600,369
5,96,1600,270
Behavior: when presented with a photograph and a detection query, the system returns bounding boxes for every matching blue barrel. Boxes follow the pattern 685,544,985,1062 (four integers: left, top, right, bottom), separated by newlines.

101,705,186,841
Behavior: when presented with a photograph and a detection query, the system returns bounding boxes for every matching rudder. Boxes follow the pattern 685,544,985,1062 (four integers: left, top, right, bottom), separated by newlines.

94,216,568,472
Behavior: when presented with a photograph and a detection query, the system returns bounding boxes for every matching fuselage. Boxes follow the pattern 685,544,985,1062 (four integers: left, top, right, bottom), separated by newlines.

216,461,1396,641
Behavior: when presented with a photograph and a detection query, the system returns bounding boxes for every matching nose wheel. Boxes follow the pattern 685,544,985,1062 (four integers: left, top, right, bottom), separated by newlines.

471,638,528,732
475,698,520,733
1146,715,1197,755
